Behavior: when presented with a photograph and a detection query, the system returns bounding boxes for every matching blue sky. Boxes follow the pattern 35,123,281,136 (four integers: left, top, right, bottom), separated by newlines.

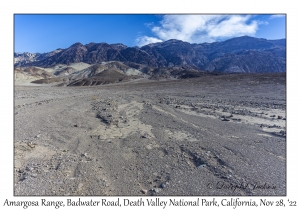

14,14,286,53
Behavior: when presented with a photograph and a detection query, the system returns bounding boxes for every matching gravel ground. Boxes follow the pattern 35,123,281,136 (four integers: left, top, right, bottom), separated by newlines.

14,73,286,196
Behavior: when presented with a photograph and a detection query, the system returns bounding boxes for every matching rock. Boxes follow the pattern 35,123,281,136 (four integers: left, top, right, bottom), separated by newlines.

17,168,24,173
197,164,206,169
35,134,41,138
232,118,241,121
154,188,162,193
27,142,35,148
221,118,230,121
142,133,149,138
160,183,166,188
141,189,147,194
279,130,286,135
19,174,26,181
277,116,283,119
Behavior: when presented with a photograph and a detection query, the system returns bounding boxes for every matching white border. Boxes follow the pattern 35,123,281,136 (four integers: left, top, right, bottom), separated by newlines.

1,0,299,209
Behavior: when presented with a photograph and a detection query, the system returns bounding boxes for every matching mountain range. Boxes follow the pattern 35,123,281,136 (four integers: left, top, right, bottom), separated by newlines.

15,36,286,74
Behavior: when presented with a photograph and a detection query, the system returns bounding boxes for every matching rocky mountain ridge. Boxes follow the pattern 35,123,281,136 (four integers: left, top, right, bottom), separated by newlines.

15,36,286,73
14,49,63,66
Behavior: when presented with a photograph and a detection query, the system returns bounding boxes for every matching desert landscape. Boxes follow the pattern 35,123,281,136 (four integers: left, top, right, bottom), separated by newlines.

14,71,286,196
13,33,286,196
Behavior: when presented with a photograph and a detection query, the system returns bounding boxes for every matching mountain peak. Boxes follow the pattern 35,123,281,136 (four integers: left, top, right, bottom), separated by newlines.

166,39,183,42
70,42,83,47
226,36,266,42
111,43,127,48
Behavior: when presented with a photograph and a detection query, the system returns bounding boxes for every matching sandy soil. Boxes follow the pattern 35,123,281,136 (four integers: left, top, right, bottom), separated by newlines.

14,71,44,86
14,73,286,196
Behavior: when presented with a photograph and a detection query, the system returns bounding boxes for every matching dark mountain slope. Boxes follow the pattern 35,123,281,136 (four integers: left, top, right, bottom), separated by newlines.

204,50,286,73
16,36,286,73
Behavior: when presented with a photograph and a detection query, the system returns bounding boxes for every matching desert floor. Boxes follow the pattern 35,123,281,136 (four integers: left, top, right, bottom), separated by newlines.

14,73,286,196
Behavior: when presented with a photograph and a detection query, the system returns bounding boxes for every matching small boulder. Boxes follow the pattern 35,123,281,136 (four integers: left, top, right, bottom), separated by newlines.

141,189,147,194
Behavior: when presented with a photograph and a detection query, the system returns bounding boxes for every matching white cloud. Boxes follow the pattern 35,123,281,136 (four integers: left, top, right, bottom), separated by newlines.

269,15,286,19
136,15,265,46
135,36,163,47
207,15,257,38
